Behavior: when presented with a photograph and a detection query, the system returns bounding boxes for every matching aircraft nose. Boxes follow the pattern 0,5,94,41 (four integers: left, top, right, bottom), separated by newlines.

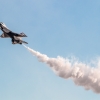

0,22,3,26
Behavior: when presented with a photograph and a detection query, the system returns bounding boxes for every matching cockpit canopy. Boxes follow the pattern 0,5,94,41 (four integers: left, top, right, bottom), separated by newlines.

0,22,6,26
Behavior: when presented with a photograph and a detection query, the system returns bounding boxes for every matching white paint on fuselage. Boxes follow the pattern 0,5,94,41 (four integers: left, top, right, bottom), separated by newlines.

1,23,10,33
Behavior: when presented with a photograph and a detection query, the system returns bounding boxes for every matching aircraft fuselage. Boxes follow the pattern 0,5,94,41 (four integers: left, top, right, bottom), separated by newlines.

0,22,28,44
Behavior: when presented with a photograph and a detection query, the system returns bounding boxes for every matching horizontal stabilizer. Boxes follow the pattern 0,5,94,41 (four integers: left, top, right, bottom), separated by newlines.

22,40,28,44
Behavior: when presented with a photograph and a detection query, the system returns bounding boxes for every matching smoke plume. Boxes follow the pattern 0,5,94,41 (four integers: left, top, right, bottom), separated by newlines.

23,45,100,93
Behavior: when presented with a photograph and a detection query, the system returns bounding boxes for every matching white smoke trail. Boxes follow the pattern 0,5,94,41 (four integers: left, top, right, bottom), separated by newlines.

23,45,100,93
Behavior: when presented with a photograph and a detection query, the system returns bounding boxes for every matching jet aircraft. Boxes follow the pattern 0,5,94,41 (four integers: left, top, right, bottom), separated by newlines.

0,22,28,44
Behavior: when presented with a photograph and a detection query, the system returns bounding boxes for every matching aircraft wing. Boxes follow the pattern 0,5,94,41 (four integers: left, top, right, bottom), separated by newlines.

13,32,27,37
0,33,10,38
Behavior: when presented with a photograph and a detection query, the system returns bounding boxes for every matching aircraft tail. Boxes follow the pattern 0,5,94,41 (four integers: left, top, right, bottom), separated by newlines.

20,32,27,37
22,40,28,44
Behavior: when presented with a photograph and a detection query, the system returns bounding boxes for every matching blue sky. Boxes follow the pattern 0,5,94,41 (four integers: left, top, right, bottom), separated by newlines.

0,0,100,100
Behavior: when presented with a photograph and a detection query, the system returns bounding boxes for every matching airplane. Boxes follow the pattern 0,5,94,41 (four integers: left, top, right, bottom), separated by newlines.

0,22,28,44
